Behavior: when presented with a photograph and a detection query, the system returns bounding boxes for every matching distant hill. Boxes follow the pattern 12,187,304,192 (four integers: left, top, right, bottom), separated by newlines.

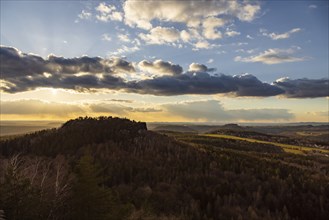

152,125,197,133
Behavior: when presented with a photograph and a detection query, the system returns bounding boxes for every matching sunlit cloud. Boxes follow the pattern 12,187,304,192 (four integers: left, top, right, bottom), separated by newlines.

123,0,260,30
110,45,140,56
117,33,130,42
225,30,241,37
260,28,302,40
163,100,294,122
0,99,294,122
77,0,261,50
0,99,85,116
234,47,307,64
95,2,123,22
139,27,181,45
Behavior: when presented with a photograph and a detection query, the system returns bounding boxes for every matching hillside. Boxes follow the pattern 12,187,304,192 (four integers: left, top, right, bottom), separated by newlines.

1,116,329,220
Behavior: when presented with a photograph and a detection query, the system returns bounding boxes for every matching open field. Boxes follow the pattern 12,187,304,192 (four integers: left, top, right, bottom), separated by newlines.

203,134,329,155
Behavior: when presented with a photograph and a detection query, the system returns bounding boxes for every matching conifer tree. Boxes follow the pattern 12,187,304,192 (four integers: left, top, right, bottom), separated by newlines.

69,154,113,220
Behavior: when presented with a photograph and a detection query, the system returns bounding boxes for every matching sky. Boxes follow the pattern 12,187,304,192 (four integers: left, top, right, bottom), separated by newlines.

0,0,328,123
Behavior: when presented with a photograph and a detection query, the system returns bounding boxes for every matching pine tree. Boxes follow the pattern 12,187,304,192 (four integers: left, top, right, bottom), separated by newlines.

69,154,113,220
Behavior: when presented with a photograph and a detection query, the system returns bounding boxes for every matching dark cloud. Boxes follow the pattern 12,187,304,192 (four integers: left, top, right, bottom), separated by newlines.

0,46,129,92
0,46,47,78
1,46,327,98
138,59,183,75
164,100,294,121
233,74,284,97
127,72,283,96
46,55,106,74
0,46,134,78
103,57,135,73
273,78,329,98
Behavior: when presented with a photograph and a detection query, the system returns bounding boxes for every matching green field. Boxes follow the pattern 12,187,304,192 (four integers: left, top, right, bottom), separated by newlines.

202,134,329,155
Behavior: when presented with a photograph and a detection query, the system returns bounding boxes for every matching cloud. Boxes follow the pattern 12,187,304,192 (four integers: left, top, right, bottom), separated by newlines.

0,99,84,116
194,41,211,49
1,46,136,76
123,0,260,30
308,111,328,117
163,100,294,121
126,72,284,96
232,74,284,97
122,0,260,47
1,46,326,98
246,34,254,39
0,99,161,119
77,0,261,50
89,103,161,114
308,5,317,9
78,10,92,20
274,78,329,98
0,46,133,92
235,48,306,64
202,17,225,40
207,59,214,64
105,99,134,103
130,107,162,113
0,99,294,122
188,63,215,72
164,100,231,121
117,34,130,42
110,45,140,56
95,2,123,22
138,60,183,76
101,34,112,41
89,103,130,115
225,30,241,37
261,28,301,40
228,108,294,121
139,26,181,45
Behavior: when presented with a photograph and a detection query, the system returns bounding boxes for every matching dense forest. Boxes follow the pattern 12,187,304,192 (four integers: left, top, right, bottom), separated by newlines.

0,116,328,220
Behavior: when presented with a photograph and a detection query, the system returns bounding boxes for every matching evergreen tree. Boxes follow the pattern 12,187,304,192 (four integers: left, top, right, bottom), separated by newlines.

69,154,113,220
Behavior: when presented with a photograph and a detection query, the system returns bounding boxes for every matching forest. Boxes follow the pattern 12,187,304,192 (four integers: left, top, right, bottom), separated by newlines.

0,116,328,220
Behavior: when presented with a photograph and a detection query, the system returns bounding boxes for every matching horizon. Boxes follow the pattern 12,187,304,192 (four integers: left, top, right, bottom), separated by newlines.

1,119,329,124
1,0,328,123
1,116,328,137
